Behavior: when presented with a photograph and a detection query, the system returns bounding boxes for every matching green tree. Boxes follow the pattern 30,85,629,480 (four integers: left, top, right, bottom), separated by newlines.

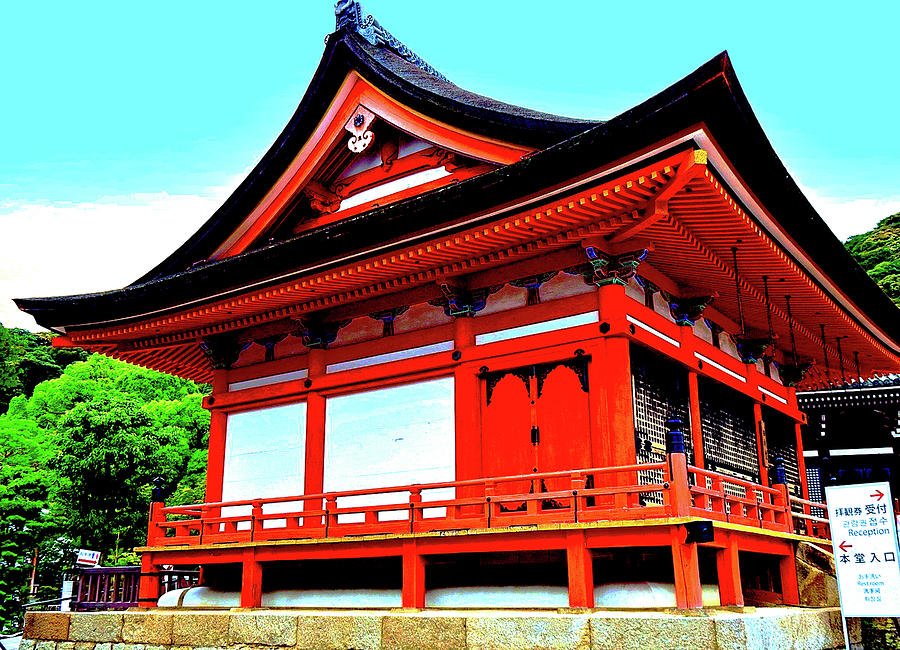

0,325,88,414
0,351,209,617
845,212,900,306
0,418,57,632
52,394,191,554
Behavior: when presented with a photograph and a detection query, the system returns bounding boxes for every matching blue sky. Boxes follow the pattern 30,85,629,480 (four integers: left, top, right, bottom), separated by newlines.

2,1,899,329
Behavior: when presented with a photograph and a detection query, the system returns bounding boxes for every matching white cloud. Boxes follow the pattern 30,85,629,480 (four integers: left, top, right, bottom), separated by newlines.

799,185,900,241
0,176,243,331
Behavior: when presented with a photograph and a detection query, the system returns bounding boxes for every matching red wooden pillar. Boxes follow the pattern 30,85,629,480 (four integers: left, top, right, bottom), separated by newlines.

304,392,326,491
304,349,327,525
201,367,229,550
603,336,636,467
205,403,228,505
454,317,481,481
401,540,425,608
753,402,769,486
138,553,160,608
588,282,634,505
779,544,800,605
145,501,165,546
794,421,811,535
716,532,743,606
687,372,704,468
240,548,263,608
566,529,594,607
671,526,703,609
794,422,809,501
668,451,692,517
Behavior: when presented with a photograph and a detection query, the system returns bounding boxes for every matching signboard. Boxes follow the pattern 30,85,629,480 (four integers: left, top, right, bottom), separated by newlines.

825,482,900,617
75,549,101,567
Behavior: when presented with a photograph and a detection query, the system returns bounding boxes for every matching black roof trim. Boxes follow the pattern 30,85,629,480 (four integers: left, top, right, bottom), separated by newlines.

16,52,900,354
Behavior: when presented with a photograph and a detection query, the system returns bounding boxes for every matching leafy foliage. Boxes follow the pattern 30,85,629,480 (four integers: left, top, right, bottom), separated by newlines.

52,394,190,553
0,327,209,632
844,212,900,306
0,326,87,414
0,418,57,631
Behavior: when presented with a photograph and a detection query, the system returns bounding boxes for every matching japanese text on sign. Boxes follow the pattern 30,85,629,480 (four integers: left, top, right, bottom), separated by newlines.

826,482,900,617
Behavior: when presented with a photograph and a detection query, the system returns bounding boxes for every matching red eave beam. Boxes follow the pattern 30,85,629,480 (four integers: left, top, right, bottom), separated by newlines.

608,149,708,244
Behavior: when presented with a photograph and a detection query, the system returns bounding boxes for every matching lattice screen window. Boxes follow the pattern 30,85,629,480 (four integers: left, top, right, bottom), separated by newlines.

698,377,759,496
631,344,692,502
763,407,802,511
805,467,826,517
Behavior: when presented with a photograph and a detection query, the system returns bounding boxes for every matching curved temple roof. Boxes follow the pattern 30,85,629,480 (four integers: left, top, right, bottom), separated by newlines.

15,4,900,387
130,9,598,285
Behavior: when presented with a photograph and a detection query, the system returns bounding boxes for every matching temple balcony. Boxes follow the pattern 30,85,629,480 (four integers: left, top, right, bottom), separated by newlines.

139,448,830,610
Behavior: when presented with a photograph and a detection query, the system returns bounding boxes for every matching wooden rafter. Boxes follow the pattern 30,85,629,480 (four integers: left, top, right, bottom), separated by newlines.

608,149,708,244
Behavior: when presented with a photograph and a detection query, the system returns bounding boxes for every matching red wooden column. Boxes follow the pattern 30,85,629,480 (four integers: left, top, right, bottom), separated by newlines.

604,336,636,467
566,529,594,607
794,422,809,501
587,282,635,503
670,526,703,609
305,349,327,524
794,421,811,535
205,410,227,503
779,544,800,605
138,553,161,608
596,282,635,467
240,547,263,608
204,369,229,503
716,532,743,606
401,539,426,608
687,372,704,468
454,317,481,481
753,402,769,486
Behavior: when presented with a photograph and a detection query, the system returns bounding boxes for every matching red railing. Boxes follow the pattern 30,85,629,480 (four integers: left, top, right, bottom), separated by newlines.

687,465,789,529
789,494,832,539
147,457,831,547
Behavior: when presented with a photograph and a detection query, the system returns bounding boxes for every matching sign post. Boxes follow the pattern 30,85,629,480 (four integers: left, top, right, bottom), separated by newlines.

825,482,900,649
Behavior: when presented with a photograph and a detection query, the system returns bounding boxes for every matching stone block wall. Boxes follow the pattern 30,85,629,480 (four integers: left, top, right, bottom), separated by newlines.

23,607,858,650
796,541,840,607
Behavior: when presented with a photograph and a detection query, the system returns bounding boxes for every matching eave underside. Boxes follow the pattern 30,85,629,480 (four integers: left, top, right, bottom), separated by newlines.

60,149,900,389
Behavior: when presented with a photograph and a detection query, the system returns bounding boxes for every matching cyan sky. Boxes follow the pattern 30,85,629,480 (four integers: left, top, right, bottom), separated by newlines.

1,1,899,330
3,1,898,205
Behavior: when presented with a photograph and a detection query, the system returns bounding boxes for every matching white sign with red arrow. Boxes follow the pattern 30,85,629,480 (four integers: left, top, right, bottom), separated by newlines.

825,481,900,617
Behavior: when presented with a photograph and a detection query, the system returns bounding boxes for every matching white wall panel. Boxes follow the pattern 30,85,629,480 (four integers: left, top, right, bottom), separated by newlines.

324,377,455,521
222,403,307,527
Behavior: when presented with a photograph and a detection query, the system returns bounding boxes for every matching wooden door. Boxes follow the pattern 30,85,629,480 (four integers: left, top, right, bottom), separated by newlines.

535,360,591,491
481,357,591,494
482,370,535,495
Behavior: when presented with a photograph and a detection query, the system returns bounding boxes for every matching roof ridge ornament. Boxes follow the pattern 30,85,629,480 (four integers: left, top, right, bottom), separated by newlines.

334,0,450,82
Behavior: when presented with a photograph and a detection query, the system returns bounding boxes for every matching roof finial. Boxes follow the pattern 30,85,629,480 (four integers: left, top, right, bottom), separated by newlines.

333,0,449,82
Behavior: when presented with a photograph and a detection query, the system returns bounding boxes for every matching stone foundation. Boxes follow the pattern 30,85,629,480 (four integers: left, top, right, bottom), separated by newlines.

23,608,860,650
796,541,840,608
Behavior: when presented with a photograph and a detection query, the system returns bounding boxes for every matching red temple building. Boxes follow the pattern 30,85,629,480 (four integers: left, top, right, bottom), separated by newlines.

17,2,900,612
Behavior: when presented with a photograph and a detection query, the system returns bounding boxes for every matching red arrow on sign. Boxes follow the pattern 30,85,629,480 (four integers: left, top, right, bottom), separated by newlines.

839,540,853,552
871,489,885,501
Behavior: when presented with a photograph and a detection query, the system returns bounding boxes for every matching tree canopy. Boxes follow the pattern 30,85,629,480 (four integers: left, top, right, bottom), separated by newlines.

0,327,88,414
844,212,900,306
0,327,209,632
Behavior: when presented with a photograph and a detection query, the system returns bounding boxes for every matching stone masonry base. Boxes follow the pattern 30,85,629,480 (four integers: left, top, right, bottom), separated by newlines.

23,607,861,650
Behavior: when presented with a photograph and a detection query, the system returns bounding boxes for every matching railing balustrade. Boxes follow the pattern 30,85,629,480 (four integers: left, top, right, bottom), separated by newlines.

70,567,198,611
148,457,832,547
